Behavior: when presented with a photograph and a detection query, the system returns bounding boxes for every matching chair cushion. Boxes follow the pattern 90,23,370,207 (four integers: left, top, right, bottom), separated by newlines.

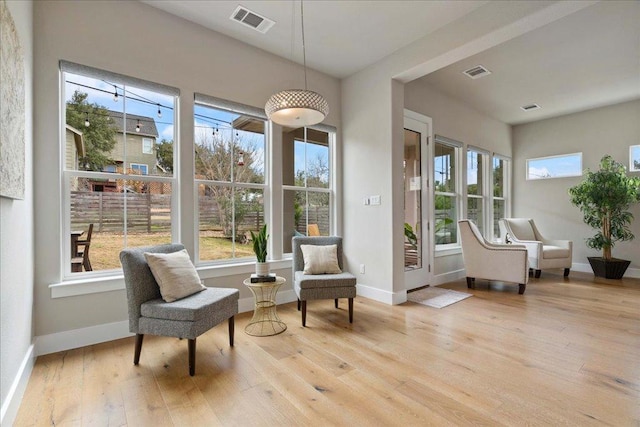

295,270,356,289
507,219,536,241
300,244,342,274
144,249,205,302
543,245,570,259
141,287,239,322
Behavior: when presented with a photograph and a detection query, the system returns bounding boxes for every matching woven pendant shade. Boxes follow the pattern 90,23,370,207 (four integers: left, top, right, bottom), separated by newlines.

265,89,329,127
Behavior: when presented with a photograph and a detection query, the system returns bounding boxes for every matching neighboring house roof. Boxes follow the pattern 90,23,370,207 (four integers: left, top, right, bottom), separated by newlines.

106,110,159,138
65,124,86,157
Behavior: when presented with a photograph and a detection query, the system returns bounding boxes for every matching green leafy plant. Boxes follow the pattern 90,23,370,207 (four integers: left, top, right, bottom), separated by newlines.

568,155,640,260
250,224,268,262
404,223,418,248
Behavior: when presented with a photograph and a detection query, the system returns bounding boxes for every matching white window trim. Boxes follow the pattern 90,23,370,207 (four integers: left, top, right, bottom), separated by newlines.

466,146,490,237
130,163,148,175
142,137,154,154
192,98,269,266
630,144,640,172
434,135,463,251
59,62,179,282
491,153,511,241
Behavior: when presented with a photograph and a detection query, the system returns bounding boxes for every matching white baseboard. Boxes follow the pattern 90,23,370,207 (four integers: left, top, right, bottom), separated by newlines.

356,283,406,305
35,290,299,357
35,320,133,356
571,262,640,279
433,268,466,286
0,344,34,427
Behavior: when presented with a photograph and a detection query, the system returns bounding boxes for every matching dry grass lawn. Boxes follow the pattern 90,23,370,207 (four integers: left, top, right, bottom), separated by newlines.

88,232,254,270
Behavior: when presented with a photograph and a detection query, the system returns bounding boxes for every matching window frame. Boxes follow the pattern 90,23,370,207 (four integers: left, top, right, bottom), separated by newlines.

433,135,463,250
142,137,154,154
130,163,148,175
466,146,490,238
193,94,269,265
526,152,582,180
60,61,179,279
491,154,511,242
282,126,334,254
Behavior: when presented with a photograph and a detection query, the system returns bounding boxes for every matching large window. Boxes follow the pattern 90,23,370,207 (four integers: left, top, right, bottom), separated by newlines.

434,136,461,246
62,62,177,275
466,148,488,236
283,127,332,253
492,156,510,240
194,103,266,263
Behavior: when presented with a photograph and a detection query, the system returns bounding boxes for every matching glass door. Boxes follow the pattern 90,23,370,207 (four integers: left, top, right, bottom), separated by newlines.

404,113,431,290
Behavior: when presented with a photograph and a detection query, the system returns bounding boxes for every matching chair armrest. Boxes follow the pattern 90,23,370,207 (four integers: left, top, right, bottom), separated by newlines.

542,239,572,249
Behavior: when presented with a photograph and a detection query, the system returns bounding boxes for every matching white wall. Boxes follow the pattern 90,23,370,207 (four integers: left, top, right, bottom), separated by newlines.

404,80,512,276
33,1,339,340
1,1,34,424
342,1,571,304
512,100,640,271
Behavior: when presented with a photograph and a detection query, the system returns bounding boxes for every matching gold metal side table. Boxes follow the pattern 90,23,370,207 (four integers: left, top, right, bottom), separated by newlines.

243,276,287,336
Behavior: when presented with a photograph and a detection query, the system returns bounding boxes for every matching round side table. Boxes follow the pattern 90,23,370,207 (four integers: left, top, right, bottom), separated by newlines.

243,276,287,336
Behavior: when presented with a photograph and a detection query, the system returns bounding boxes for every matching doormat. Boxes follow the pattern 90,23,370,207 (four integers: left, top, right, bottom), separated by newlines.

407,286,472,308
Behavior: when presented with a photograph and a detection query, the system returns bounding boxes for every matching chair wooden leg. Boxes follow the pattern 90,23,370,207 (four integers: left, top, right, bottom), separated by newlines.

348,298,354,323
564,268,570,277
188,338,196,376
535,270,541,278
518,283,526,295
301,300,307,327
466,277,475,289
297,299,301,311
335,298,339,309
133,334,144,365
228,316,235,347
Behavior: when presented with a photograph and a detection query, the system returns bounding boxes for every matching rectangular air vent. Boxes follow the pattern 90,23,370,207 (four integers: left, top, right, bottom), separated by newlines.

521,104,541,111
230,5,275,34
463,65,491,79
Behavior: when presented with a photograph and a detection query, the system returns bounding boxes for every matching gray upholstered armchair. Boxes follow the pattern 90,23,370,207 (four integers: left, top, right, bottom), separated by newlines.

120,244,239,376
500,218,572,278
292,236,357,326
459,220,529,294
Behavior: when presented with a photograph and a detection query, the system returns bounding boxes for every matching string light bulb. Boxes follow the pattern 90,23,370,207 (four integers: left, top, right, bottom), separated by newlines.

135,120,141,133
157,104,162,118
84,112,90,127
113,85,118,102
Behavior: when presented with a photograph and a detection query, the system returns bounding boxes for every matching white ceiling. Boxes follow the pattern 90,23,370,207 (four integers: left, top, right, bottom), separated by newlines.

142,0,640,125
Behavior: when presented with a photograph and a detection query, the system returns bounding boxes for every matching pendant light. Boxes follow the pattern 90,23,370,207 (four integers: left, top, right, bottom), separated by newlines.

265,0,328,128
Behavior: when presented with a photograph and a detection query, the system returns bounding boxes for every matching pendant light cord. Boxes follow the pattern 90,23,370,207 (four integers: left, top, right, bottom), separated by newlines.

301,0,308,90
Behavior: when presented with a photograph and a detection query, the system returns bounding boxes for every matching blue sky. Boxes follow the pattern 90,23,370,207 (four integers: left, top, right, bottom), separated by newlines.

527,154,582,179
66,72,327,177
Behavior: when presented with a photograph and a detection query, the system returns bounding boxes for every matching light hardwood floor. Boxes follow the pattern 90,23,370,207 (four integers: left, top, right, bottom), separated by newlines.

15,272,640,426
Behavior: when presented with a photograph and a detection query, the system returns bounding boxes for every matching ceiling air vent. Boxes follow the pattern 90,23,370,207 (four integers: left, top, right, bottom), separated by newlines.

230,5,275,34
463,65,491,79
521,103,541,111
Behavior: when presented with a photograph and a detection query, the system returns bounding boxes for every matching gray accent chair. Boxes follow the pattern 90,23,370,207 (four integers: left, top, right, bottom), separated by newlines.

459,220,529,294
292,236,357,326
120,244,239,376
500,218,572,278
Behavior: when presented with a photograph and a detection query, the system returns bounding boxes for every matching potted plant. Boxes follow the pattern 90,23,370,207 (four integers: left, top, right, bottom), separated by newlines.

568,155,640,279
250,224,269,276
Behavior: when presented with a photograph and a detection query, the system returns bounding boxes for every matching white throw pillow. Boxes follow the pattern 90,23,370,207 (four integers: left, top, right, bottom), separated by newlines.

300,244,342,275
144,249,205,302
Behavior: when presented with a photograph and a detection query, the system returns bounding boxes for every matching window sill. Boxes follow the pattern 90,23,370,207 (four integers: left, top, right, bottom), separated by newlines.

49,258,293,299
435,246,462,257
